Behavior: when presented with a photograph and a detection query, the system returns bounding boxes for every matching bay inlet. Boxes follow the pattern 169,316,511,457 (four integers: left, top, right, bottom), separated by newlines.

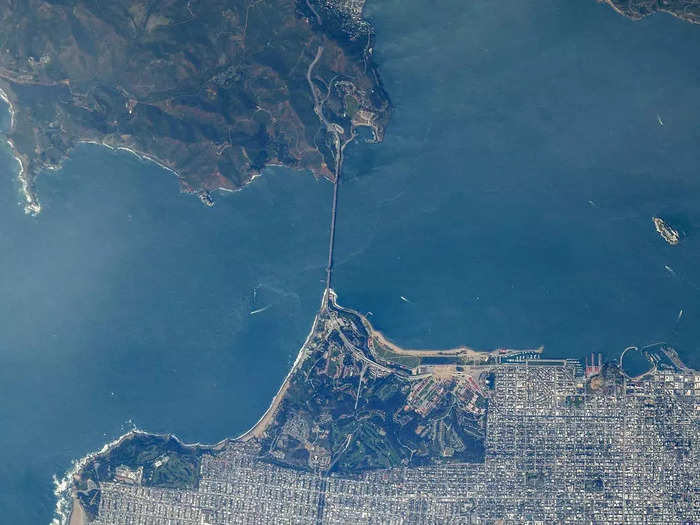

334,0,700,368
1,0,700,522
0,129,331,523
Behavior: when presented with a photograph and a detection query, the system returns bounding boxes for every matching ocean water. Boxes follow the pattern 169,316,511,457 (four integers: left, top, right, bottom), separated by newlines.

0,0,699,523
0,137,330,522
335,0,700,368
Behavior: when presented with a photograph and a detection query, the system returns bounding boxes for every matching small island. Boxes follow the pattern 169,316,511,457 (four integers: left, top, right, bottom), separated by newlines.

653,217,681,245
602,0,700,24
62,290,543,522
8,1,696,523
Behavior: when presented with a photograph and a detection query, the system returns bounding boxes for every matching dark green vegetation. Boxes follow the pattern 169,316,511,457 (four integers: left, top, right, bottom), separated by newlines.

565,394,585,407
73,433,212,519
0,0,389,209
602,0,700,23
371,341,420,369
259,301,487,474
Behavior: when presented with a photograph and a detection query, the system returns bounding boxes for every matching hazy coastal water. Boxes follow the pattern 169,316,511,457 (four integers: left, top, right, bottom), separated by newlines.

335,0,700,368
0,137,330,522
1,1,700,522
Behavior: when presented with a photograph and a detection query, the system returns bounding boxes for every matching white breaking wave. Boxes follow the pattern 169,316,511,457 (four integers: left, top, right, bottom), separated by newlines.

51,424,228,524
51,426,139,525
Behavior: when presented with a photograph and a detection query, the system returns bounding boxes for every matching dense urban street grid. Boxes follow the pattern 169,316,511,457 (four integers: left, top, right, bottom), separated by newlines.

41,1,700,522
88,352,699,524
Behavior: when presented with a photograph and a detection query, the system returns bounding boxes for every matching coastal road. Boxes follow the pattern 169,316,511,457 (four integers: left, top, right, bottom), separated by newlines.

306,45,351,301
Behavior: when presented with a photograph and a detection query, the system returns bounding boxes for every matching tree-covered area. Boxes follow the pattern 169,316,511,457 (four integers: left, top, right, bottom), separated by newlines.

259,305,487,475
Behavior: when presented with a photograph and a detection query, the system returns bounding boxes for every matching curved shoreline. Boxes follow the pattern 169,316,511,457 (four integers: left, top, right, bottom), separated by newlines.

0,87,16,130
331,290,543,360
55,429,228,525
56,288,329,525
0,87,41,215
0,92,328,217
601,0,700,25
370,326,543,359
57,287,518,523
54,291,697,524
619,345,657,380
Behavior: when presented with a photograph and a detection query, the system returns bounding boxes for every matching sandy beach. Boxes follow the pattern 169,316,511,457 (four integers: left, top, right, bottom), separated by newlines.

328,290,542,360
68,498,86,525
235,292,324,440
370,327,542,360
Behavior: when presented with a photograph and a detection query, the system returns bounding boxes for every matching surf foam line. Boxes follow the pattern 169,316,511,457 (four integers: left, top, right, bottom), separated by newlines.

51,426,233,525
0,87,16,130
0,88,41,215
53,288,329,523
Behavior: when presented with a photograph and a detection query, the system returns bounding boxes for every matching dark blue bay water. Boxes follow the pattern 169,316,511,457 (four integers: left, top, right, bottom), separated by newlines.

621,347,654,377
1,1,699,523
335,0,700,368
0,135,330,522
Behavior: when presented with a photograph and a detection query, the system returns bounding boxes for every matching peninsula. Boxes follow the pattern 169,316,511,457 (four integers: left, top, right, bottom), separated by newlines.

1,0,697,216
60,290,699,524
7,1,694,523
0,0,390,214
